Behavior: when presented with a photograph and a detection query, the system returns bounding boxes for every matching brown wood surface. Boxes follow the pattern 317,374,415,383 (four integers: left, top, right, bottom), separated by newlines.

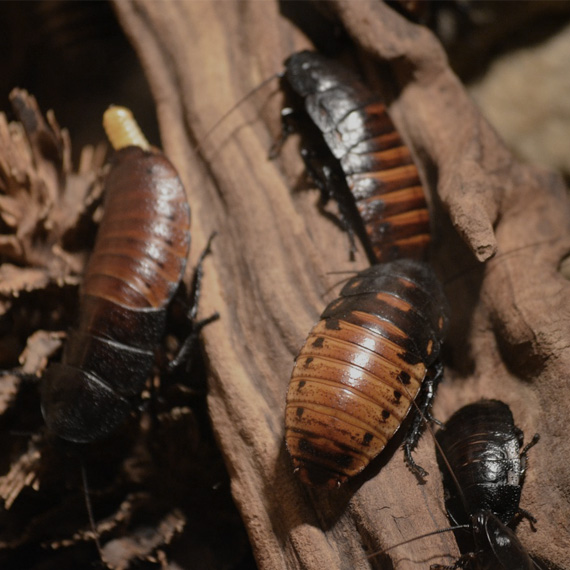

112,1,570,568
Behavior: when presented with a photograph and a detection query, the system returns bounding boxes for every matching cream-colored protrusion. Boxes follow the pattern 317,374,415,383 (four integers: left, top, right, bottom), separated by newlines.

102,105,150,151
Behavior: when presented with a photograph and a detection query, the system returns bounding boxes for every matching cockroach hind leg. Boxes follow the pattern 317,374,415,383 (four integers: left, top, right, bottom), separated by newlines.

521,433,540,457
404,443,429,480
167,312,219,374
297,138,359,260
186,231,217,322
309,170,358,259
516,507,538,529
402,361,443,480
300,146,334,201
420,362,445,426
403,387,430,478
426,412,444,427
168,234,219,374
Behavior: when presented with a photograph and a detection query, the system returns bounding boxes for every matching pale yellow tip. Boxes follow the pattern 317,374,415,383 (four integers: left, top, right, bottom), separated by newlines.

102,105,150,151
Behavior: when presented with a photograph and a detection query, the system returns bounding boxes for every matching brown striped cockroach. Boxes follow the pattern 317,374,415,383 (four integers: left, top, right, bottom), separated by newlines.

40,105,217,443
285,258,449,488
276,50,431,263
200,50,431,263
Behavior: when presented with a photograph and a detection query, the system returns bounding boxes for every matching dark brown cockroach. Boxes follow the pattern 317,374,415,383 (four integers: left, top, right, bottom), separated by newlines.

40,106,196,443
285,258,449,488
278,50,431,263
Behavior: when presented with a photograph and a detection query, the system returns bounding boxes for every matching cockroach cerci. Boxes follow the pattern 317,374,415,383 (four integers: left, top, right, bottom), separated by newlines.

40,106,198,443
432,399,540,570
278,50,431,263
285,258,449,488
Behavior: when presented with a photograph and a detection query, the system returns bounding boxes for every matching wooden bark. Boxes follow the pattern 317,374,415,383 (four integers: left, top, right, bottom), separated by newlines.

111,1,570,569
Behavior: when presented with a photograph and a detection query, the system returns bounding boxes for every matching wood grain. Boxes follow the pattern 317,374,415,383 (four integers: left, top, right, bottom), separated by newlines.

113,1,570,568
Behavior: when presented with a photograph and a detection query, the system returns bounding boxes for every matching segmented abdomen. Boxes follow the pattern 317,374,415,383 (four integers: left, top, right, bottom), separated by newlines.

78,146,190,347
285,259,448,488
284,51,430,262
83,146,190,311
340,101,431,261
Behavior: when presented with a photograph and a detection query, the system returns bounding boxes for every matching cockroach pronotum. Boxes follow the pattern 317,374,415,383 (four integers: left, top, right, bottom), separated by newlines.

431,399,540,570
285,258,449,488
40,105,209,443
278,50,431,263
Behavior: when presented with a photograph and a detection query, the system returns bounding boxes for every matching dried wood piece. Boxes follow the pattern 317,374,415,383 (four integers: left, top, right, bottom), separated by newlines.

0,437,41,510
0,330,62,447
0,89,105,317
0,372,19,415
113,1,570,568
0,92,106,519
0,399,229,568
17,330,65,375
101,499,186,570
0,94,106,542
38,492,186,570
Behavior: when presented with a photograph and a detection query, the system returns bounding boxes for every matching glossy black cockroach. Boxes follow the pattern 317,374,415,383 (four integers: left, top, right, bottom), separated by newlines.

432,399,540,570
277,50,431,263
40,106,215,443
368,399,541,569
285,258,449,488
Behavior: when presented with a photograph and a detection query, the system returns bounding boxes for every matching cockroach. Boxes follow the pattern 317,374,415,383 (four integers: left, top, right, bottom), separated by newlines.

277,50,431,263
40,105,212,443
432,399,540,570
198,50,430,262
285,258,449,488
369,399,542,569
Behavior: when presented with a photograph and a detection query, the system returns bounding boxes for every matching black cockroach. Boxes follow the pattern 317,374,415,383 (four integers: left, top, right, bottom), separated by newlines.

40,105,214,443
369,399,541,569
432,399,540,570
277,50,431,263
436,399,538,530
285,258,449,488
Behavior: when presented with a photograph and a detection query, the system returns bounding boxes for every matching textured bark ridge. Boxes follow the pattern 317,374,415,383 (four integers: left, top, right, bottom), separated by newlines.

109,1,570,569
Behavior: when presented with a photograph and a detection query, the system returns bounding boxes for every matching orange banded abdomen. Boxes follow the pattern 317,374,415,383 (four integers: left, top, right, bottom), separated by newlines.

285,259,448,488
341,103,431,261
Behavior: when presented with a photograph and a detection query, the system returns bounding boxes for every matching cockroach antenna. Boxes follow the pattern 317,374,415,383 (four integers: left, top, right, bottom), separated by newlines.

194,71,282,157
366,524,469,560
